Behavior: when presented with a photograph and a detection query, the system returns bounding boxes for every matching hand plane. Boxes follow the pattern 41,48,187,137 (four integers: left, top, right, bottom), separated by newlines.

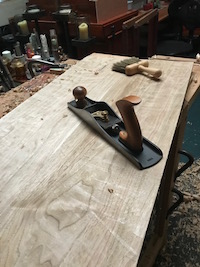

68,86,162,169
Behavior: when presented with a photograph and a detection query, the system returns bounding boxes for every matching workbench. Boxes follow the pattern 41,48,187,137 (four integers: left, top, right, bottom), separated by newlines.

0,53,199,266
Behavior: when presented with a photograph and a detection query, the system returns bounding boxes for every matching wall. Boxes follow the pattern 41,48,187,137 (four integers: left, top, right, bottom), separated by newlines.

0,0,27,27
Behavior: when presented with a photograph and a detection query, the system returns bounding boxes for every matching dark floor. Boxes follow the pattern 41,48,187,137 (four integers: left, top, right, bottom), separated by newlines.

154,159,200,267
181,93,200,162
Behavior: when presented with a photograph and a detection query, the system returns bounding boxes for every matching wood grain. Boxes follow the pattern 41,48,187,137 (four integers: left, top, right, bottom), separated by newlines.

0,53,193,267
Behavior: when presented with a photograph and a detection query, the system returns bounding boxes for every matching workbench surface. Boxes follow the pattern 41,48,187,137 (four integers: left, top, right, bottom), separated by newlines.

0,53,193,266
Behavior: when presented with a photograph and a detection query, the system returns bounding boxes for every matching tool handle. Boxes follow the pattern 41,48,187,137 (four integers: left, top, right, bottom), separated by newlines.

116,95,143,152
138,65,162,78
125,60,149,76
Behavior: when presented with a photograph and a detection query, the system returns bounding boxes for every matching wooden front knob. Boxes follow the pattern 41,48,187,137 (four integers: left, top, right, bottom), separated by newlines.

73,86,87,108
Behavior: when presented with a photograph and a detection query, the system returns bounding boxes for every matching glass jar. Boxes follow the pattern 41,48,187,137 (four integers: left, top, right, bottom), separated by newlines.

11,56,26,79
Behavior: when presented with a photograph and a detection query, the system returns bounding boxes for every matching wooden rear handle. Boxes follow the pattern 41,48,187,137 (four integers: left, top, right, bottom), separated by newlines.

116,95,143,152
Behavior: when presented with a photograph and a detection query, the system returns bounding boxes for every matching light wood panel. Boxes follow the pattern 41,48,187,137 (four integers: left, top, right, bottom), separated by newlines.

0,53,193,267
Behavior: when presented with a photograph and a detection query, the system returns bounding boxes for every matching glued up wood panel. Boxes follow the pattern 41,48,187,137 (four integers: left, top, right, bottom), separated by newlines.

0,53,193,266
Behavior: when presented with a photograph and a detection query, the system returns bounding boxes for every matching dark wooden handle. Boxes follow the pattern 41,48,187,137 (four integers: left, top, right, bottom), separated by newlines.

116,95,143,152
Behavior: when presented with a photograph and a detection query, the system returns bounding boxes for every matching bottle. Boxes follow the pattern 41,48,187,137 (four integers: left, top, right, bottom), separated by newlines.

2,50,13,76
40,34,50,60
50,29,60,63
25,43,35,58
11,42,27,79
14,42,23,57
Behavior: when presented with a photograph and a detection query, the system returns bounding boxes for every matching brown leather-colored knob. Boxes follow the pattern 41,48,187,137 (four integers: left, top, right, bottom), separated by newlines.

73,86,87,108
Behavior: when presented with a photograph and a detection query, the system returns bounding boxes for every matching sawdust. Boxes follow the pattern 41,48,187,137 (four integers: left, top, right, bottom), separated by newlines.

0,59,78,119
0,73,57,118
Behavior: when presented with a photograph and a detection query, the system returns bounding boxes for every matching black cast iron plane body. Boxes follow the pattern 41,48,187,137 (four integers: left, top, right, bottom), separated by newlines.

68,97,163,170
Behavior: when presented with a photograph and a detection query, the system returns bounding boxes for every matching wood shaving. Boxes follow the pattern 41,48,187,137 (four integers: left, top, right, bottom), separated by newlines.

140,160,200,267
0,59,78,119
0,73,57,118
108,189,114,193
153,159,200,267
